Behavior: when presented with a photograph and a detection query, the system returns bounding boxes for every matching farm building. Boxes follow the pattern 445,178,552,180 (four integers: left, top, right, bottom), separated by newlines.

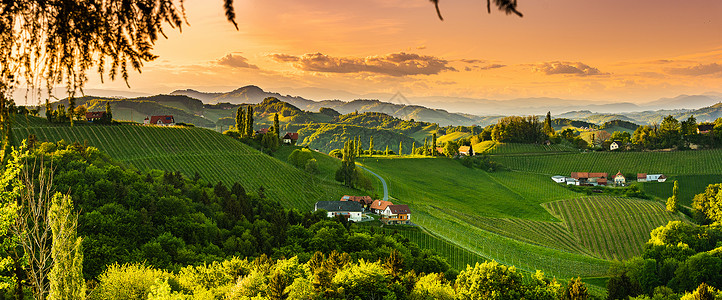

458,146,474,156
85,111,106,122
282,132,299,145
565,178,580,185
570,172,608,186
637,173,666,182
381,205,411,225
256,128,270,135
610,142,619,150
314,201,363,222
698,124,714,134
370,200,394,214
551,175,566,183
614,172,626,185
145,115,175,126
436,147,444,155
341,195,374,208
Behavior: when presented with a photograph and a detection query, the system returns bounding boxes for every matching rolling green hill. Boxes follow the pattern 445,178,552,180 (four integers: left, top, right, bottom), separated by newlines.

296,123,417,153
11,116,361,209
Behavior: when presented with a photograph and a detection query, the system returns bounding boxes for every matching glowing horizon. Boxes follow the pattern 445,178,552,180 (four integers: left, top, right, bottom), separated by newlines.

78,0,722,103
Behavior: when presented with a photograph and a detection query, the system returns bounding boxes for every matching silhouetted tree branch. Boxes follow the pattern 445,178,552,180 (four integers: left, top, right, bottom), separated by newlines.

429,0,523,21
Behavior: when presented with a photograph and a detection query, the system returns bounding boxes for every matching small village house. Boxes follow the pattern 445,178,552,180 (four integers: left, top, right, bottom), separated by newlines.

86,111,106,122
435,147,444,155
370,200,394,215
637,173,647,182
256,128,270,135
145,115,175,126
614,171,626,185
698,124,714,134
314,201,363,222
381,205,411,225
458,145,474,156
610,142,619,151
570,172,608,186
340,195,374,209
551,175,566,183
282,132,299,145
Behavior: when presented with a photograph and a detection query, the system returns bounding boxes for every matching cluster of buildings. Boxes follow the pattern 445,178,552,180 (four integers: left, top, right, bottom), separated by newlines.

552,172,666,186
314,195,412,225
255,127,299,145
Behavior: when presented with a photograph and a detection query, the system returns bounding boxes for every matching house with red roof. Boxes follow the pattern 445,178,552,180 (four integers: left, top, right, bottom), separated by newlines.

614,171,626,185
381,205,411,225
144,115,175,126
341,195,374,209
86,111,106,122
369,200,394,214
283,132,299,145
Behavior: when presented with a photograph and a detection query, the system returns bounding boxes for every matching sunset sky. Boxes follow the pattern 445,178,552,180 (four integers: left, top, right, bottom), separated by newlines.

84,0,722,103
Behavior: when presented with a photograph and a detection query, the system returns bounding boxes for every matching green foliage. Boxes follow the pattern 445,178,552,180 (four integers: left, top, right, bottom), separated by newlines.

48,193,85,300
692,183,722,224
455,261,524,299
92,263,175,300
666,181,679,213
543,111,555,136
492,116,545,143
296,123,415,153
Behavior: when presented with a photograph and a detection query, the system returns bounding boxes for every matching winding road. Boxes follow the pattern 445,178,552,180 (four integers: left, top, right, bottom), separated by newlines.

356,164,388,202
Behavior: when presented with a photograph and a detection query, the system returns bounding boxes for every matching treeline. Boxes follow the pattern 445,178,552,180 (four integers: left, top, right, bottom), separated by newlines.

224,106,282,153
87,254,589,300
605,182,722,300
0,140,456,298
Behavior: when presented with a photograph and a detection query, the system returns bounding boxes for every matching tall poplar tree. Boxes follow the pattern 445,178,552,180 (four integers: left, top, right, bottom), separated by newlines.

432,133,437,156
411,142,416,155
236,106,244,134
399,141,403,156
543,111,555,136
68,98,75,126
273,113,280,138
246,106,254,137
369,136,374,153
666,180,679,213
104,102,113,123
45,100,53,122
48,193,85,300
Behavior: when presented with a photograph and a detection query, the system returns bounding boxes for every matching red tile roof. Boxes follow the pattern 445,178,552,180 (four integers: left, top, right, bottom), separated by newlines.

283,132,299,140
257,128,269,134
341,195,374,205
589,173,608,178
86,111,105,120
637,173,647,179
150,115,174,124
571,172,589,179
370,200,393,211
387,204,411,214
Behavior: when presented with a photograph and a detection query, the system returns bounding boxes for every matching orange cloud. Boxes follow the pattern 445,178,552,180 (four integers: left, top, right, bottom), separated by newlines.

217,53,259,69
269,52,456,76
533,61,607,76
667,63,722,76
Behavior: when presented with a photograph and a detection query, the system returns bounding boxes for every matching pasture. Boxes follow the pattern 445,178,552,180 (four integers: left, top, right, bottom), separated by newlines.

11,119,360,209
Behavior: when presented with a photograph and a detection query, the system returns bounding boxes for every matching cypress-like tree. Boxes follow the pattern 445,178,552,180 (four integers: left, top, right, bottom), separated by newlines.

45,99,53,122
543,111,555,136
68,98,75,126
385,145,389,156
666,180,679,213
423,137,428,156
399,141,403,156
369,136,374,153
48,193,85,300
104,102,112,123
236,106,244,134
411,142,416,155
432,133,437,156
273,113,280,138
246,106,254,137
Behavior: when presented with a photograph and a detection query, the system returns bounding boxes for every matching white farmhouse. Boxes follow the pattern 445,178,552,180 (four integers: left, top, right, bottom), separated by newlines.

314,201,364,222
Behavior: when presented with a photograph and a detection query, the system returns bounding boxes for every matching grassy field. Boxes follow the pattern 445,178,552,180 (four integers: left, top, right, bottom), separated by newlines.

11,116,361,209
437,131,472,143
357,157,618,277
543,196,687,260
471,142,579,155
490,150,722,206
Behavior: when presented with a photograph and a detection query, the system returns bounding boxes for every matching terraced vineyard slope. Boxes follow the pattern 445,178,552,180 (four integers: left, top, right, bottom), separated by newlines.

543,196,688,260
11,116,360,209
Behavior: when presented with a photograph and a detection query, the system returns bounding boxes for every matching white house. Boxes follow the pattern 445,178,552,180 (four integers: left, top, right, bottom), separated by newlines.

614,171,626,185
610,142,619,151
647,174,667,182
381,204,411,225
551,175,566,183
314,201,363,222
565,178,580,185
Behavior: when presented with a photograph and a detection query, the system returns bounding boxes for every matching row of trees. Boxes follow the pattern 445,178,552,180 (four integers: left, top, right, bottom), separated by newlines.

604,182,722,299
334,139,372,190
44,100,113,125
